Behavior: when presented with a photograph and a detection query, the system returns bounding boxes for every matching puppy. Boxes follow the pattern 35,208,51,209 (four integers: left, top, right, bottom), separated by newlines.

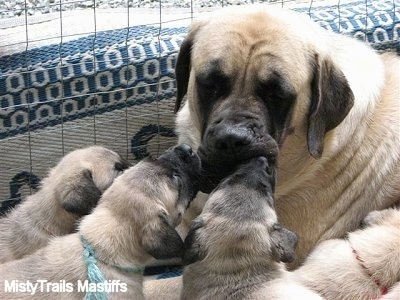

293,208,400,300
181,156,322,300
0,144,201,299
0,145,128,263
174,4,400,266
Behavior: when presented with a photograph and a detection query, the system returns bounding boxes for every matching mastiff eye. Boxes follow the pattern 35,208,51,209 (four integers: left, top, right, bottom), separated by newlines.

198,79,218,95
258,74,296,102
197,72,229,98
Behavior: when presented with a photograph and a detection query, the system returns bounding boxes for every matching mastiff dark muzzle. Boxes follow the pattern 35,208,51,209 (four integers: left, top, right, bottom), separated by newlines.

173,7,354,192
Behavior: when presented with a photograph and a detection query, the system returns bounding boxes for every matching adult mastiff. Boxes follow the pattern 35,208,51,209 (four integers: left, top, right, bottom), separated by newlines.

174,5,400,267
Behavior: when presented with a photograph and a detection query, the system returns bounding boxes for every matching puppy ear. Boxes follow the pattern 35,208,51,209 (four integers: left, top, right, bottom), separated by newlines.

308,54,354,158
270,224,298,263
142,212,184,260
174,34,193,114
60,170,102,215
183,218,206,265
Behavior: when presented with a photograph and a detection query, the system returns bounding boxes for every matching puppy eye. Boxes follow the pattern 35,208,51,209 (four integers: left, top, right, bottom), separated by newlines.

85,170,93,180
114,162,125,172
172,172,181,180
170,171,182,185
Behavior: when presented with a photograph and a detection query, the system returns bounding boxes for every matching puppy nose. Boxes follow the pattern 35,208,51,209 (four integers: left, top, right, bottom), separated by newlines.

215,127,252,151
175,143,194,157
256,156,269,167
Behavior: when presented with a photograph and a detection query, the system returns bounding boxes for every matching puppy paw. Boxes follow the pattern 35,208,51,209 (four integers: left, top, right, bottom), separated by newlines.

362,208,398,227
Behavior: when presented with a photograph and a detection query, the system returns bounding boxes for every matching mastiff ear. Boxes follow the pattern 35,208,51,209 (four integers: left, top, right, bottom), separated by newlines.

182,218,206,265
270,223,298,263
142,212,184,260
60,169,102,215
174,34,193,114
308,54,354,158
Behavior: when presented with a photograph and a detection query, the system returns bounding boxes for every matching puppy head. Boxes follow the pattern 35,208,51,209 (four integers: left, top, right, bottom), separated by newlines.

45,146,129,216
102,144,201,260
269,223,298,263
155,143,202,222
174,5,354,188
183,155,298,266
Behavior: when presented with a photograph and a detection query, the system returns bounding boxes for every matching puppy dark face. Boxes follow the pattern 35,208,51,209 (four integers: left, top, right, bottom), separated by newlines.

139,144,201,259
215,155,276,203
116,143,201,221
108,144,201,260
154,143,202,211
184,155,297,266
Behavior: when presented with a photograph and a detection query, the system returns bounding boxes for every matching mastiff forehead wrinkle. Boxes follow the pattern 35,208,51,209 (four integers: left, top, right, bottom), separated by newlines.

191,40,301,96
191,29,257,71
192,50,237,81
195,59,228,82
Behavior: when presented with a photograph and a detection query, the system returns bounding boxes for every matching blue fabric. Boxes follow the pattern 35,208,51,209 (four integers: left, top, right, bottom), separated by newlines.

80,235,145,299
294,0,400,52
156,267,183,279
0,25,187,139
81,236,109,300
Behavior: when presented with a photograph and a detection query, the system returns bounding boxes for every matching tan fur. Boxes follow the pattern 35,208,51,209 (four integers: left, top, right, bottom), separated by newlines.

0,146,126,263
179,158,322,300
0,147,199,299
294,208,400,300
175,5,400,266
146,207,400,299
144,277,182,300
145,274,324,300
380,282,400,300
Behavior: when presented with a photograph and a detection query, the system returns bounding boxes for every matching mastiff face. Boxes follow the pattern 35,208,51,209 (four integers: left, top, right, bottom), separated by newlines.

174,6,354,192
173,5,400,266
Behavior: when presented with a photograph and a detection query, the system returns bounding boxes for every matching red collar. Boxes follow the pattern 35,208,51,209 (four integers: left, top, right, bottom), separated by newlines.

350,244,388,298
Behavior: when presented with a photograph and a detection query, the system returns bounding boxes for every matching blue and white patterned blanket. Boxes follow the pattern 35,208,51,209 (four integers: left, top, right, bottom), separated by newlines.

0,26,187,139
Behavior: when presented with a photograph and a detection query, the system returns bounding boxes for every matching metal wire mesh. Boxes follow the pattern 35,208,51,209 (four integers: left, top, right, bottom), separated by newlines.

0,0,398,209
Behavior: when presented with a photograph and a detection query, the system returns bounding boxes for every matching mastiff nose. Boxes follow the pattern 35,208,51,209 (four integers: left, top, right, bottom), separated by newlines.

214,126,252,152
